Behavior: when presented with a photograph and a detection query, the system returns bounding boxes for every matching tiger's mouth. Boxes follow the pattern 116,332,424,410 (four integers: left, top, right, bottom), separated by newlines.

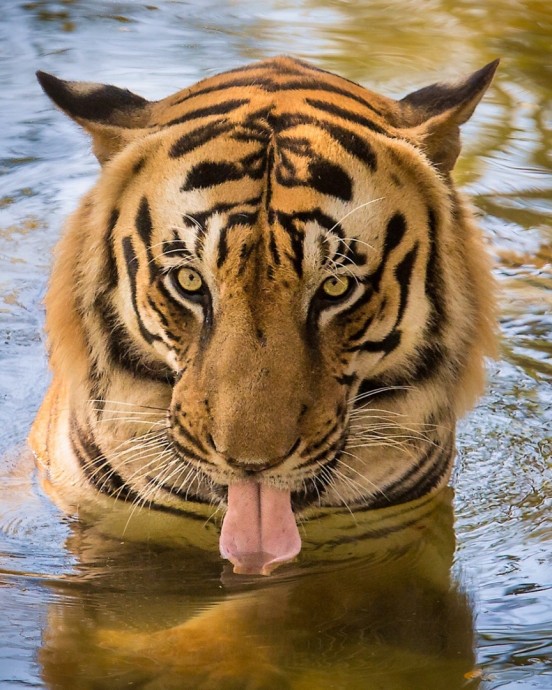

167,428,343,575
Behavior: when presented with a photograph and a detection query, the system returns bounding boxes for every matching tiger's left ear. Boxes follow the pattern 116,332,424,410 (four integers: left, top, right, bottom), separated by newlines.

399,60,499,174
36,71,154,164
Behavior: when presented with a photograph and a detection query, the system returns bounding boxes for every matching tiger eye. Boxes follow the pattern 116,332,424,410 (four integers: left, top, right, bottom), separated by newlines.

175,267,203,294
321,275,351,299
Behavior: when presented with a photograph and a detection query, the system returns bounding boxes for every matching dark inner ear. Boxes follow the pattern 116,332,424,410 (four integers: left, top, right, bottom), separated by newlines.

36,71,150,128
398,60,499,174
400,59,500,126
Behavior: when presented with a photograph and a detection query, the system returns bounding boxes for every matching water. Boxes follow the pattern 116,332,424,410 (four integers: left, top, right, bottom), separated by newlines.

0,1,550,688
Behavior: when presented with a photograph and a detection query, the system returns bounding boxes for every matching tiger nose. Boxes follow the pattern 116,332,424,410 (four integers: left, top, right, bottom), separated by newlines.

212,437,300,474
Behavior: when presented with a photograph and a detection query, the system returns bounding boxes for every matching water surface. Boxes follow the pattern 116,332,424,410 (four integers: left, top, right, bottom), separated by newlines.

0,2,550,689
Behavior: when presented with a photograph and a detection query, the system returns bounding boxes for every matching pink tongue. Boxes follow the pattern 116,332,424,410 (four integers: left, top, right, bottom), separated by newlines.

220,482,301,575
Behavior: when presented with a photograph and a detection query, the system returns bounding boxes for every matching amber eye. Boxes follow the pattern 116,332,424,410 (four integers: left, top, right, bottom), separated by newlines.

321,275,352,299
174,267,204,295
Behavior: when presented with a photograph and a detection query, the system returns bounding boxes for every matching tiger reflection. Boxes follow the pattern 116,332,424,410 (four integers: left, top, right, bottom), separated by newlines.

39,490,477,690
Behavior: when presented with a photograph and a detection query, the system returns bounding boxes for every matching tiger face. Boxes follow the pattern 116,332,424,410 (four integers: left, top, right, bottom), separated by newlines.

32,57,498,574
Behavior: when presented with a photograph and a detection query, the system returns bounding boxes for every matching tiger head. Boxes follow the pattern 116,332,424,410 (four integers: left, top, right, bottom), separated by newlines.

36,57,497,574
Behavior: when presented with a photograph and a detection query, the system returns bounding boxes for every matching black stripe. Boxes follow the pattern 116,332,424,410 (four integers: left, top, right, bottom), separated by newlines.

162,235,193,260
373,436,454,508
346,314,374,344
241,150,267,179
105,209,119,290
217,227,229,268
132,157,146,175
95,294,174,383
366,443,441,509
369,212,408,292
276,212,305,278
349,329,401,355
71,418,209,518
268,231,280,266
71,418,140,501
175,73,383,117
135,197,157,284
182,161,242,191
136,196,153,251
353,378,407,407
376,442,439,502
122,236,162,346
173,416,210,456
273,113,380,172
412,343,447,381
383,212,408,257
238,240,257,276
169,119,234,158
404,438,454,501
308,159,352,201
334,372,357,387
394,243,419,326
264,144,274,210
173,76,279,105
227,209,259,228
306,98,387,135
352,339,448,400
144,475,211,506
170,432,218,467
425,206,447,336
146,291,188,346
282,209,338,232
337,284,375,322
277,80,384,116
300,420,342,458
164,98,249,127
296,432,347,471
291,446,344,510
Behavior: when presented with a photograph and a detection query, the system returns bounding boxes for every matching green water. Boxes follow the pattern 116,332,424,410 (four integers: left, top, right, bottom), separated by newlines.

0,1,550,689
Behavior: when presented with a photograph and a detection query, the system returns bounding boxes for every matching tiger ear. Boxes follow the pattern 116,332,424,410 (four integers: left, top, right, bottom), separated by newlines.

399,60,499,174
36,71,153,164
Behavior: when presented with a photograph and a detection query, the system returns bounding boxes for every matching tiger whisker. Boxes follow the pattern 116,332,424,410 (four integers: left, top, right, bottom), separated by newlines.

316,463,358,521
88,398,167,412
327,198,385,236
336,452,388,498
92,408,167,418
349,386,412,404
94,445,172,495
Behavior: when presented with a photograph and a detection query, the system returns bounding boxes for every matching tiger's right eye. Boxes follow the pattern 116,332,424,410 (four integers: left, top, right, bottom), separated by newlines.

174,267,204,295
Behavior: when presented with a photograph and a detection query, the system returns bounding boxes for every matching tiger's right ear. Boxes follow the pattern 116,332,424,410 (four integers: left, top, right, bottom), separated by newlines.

36,71,154,164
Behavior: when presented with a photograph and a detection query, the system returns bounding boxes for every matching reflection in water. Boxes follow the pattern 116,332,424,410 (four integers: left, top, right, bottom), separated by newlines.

0,1,550,689
40,492,477,690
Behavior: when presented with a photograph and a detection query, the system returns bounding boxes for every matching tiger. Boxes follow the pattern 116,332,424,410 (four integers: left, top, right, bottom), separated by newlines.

31,56,498,576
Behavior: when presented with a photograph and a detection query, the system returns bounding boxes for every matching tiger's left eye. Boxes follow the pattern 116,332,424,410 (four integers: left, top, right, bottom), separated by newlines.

321,275,352,299
174,267,203,294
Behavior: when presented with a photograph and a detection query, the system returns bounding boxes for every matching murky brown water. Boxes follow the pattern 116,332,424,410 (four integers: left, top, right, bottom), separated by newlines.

0,1,550,689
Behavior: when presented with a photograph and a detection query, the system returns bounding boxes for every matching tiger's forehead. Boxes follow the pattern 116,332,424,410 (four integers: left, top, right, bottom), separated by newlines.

107,58,433,289
147,56,398,130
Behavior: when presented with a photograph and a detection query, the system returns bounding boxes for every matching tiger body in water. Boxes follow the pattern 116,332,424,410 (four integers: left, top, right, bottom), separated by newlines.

31,56,497,575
